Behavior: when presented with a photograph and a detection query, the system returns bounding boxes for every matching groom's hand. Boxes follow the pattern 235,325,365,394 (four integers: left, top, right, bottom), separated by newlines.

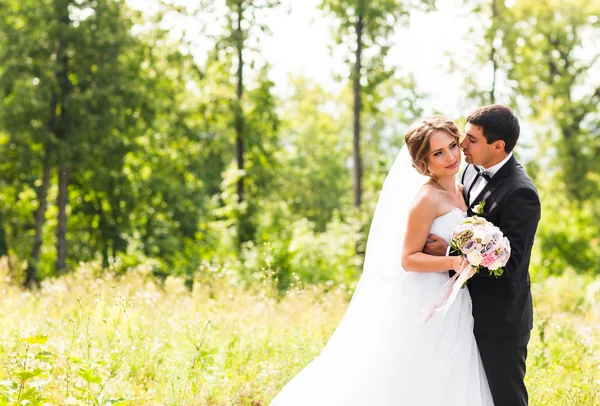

423,234,449,256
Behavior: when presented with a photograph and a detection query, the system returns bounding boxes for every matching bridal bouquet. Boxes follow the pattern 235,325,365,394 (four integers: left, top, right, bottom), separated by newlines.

421,216,511,322
450,216,511,277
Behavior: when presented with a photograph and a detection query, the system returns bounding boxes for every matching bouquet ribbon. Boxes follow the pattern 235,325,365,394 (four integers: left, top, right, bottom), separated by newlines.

420,263,476,323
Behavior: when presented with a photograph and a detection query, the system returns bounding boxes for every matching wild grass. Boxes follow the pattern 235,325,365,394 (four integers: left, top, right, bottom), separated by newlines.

0,260,598,405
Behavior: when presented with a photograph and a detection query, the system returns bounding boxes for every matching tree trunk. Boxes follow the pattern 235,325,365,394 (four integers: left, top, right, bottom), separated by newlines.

56,163,68,271
234,3,253,246
101,233,110,269
54,0,70,272
490,0,498,104
96,196,110,268
0,221,7,258
352,10,364,208
235,4,245,204
25,143,52,288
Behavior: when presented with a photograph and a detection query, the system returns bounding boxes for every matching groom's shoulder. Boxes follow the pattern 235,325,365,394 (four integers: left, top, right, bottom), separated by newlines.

509,159,538,190
506,167,540,207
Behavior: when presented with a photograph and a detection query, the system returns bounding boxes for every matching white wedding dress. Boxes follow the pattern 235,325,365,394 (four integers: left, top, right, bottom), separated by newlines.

270,208,494,405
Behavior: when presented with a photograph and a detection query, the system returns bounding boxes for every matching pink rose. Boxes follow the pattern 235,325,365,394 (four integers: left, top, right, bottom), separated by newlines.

480,252,498,268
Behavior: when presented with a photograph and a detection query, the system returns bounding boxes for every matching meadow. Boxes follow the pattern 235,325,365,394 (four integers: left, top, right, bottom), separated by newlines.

0,260,599,405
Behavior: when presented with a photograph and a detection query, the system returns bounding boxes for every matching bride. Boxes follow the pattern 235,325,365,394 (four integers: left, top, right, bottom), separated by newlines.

270,116,494,405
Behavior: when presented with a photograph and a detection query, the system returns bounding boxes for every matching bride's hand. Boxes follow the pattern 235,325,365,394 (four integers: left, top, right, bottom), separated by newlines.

452,256,470,273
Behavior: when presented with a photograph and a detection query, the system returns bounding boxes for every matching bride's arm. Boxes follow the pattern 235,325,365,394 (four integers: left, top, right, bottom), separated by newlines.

401,189,463,273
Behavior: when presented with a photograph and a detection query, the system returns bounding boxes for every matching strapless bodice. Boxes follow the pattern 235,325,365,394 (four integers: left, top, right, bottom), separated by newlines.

429,208,467,244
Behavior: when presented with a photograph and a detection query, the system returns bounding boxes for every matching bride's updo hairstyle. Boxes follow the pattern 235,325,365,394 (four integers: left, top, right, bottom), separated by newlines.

404,115,462,176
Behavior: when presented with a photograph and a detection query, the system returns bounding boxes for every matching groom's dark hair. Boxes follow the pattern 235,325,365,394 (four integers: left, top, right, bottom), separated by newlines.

466,104,520,153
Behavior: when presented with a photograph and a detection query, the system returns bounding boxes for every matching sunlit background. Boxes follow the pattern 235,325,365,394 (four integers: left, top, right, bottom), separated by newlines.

0,0,599,404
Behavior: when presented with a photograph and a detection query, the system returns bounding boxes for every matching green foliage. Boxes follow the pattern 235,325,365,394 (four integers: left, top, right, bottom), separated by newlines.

0,335,52,406
319,0,434,100
530,173,600,278
276,77,353,230
240,209,363,291
499,0,600,202
0,0,162,279
285,214,363,285
0,0,597,296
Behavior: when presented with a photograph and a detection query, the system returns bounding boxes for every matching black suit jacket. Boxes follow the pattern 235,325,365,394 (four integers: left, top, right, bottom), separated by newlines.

461,156,541,337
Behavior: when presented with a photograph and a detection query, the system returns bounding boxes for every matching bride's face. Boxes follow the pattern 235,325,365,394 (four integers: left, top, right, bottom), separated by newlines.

427,130,461,178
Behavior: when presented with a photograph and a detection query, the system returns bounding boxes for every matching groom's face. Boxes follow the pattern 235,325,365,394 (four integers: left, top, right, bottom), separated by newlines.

461,123,494,167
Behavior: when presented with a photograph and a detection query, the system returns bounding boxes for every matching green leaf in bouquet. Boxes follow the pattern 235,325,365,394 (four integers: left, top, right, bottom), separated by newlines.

489,267,504,278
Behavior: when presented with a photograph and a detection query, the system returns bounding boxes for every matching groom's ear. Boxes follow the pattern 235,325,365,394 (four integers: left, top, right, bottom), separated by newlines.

493,140,505,152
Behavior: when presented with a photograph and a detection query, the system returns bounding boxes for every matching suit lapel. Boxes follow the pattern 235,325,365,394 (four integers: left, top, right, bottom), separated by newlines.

468,156,518,216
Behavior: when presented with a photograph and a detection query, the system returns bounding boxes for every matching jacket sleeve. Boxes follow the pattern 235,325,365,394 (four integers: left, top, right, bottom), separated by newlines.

471,186,541,279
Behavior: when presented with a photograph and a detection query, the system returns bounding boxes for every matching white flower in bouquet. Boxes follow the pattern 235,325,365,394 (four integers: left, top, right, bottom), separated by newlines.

450,216,511,277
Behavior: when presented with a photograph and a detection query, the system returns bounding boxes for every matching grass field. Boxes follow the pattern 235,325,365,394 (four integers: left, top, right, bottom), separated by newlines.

0,261,598,405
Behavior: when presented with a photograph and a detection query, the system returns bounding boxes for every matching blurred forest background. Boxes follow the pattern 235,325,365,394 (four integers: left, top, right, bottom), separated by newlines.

1,0,599,289
1,0,600,404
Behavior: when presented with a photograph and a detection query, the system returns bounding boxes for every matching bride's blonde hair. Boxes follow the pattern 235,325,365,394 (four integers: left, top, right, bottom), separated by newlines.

404,115,461,176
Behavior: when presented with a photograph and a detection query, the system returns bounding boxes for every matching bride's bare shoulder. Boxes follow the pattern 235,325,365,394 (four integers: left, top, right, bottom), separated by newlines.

458,182,465,193
410,183,441,212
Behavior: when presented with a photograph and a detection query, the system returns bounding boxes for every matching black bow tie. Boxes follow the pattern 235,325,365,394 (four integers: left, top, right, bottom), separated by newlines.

475,166,491,181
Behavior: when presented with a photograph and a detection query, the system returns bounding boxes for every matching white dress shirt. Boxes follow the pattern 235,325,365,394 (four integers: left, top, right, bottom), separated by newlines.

468,152,513,204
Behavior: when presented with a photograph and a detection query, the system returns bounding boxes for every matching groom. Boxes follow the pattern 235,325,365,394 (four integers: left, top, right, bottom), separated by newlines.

425,105,541,406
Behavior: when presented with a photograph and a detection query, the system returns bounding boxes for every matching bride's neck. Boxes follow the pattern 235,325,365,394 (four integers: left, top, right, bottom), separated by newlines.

434,176,459,193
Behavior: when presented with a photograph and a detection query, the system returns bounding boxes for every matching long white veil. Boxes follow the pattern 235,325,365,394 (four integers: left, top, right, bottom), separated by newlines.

361,145,428,283
318,145,427,348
